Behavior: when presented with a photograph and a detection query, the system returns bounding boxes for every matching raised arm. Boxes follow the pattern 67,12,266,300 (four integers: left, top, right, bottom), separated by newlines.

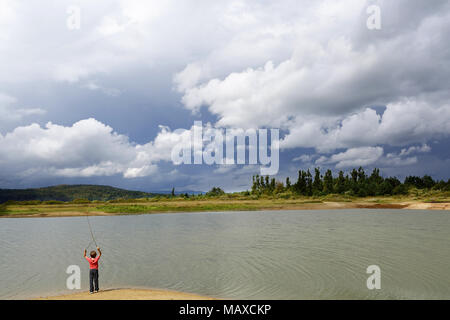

97,247,102,258
84,249,87,258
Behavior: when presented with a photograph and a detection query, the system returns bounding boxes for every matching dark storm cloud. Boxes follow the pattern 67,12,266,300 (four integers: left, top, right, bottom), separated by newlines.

0,0,449,191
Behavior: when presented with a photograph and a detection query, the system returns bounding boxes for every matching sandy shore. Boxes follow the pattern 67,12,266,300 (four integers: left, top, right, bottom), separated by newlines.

400,202,450,210
38,288,216,300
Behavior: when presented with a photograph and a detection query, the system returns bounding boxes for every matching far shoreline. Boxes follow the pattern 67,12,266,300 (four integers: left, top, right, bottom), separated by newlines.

1,199,449,218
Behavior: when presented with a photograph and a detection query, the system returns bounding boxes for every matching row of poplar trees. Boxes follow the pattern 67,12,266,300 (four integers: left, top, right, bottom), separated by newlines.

251,167,415,197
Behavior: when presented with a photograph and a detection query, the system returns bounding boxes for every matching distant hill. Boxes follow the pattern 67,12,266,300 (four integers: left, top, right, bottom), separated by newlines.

0,185,161,203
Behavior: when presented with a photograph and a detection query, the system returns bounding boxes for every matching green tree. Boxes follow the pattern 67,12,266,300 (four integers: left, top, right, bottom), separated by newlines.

260,176,266,190
206,187,225,197
393,184,408,195
295,170,306,195
274,182,285,194
369,168,383,185
379,181,393,195
335,170,346,194
270,178,276,193
305,169,313,196
313,168,323,194
323,169,334,194
251,175,261,194
285,177,291,190
350,169,358,194
422,175,435,189
357,167,366,183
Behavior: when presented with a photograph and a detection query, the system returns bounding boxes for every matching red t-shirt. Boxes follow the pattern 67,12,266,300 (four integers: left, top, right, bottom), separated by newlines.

85,256,100,269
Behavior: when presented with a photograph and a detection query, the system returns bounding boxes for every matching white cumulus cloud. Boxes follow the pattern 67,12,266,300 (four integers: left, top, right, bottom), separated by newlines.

0,118,189,180
316,146,384,169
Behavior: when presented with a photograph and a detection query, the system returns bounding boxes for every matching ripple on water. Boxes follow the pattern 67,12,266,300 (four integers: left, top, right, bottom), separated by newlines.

1,209,450,299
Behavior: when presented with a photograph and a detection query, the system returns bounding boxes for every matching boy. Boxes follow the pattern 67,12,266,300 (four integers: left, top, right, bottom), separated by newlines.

84,246,102,293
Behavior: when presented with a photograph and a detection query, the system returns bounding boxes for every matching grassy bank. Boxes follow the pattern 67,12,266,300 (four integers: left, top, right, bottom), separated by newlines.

1,189,449,218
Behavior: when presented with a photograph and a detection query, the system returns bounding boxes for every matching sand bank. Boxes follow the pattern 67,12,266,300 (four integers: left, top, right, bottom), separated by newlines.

38,288,215,300
2,200,449,218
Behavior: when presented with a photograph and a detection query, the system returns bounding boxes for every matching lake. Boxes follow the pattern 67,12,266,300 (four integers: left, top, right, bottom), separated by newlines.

1,209,449,299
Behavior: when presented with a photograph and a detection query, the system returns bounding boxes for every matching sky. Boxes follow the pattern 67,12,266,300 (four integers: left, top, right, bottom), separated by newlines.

0,0,450,192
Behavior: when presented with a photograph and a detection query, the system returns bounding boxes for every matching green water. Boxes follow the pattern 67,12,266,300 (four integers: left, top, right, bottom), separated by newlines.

1,209,449,299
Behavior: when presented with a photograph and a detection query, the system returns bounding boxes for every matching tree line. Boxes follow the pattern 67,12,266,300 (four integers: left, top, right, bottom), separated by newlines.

251,167,450,197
